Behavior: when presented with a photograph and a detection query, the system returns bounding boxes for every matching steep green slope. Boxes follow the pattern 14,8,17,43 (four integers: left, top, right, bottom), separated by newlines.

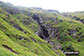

0,6,56,56
0,6,62,56
2,1,84,56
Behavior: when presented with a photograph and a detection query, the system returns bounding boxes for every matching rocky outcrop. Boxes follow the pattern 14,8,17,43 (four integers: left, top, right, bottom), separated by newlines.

38,25,49,40
32,14,43,24
31,13,62,53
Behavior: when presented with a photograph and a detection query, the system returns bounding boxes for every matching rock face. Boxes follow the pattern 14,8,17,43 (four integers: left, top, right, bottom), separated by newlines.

32,14,59,40
32,14,43,24
31,13,62,53
38,25,49,40
32,14,49,40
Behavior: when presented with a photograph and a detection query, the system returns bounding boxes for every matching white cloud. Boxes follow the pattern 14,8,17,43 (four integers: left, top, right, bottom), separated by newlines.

0,0,84,12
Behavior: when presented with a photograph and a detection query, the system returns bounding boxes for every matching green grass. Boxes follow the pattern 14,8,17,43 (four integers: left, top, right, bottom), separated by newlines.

0,7,60,56
2,1,84,56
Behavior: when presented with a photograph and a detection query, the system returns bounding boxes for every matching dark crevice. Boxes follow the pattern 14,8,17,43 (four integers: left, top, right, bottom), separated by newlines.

32,14,49,40
38,25,49,40
2,45,19,54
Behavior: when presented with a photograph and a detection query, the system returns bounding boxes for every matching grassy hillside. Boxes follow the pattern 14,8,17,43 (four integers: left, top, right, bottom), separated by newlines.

1,1,84,56
0,1,65,56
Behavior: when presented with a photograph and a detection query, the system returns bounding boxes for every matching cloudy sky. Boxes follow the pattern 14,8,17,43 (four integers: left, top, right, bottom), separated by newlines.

0,0,84,12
